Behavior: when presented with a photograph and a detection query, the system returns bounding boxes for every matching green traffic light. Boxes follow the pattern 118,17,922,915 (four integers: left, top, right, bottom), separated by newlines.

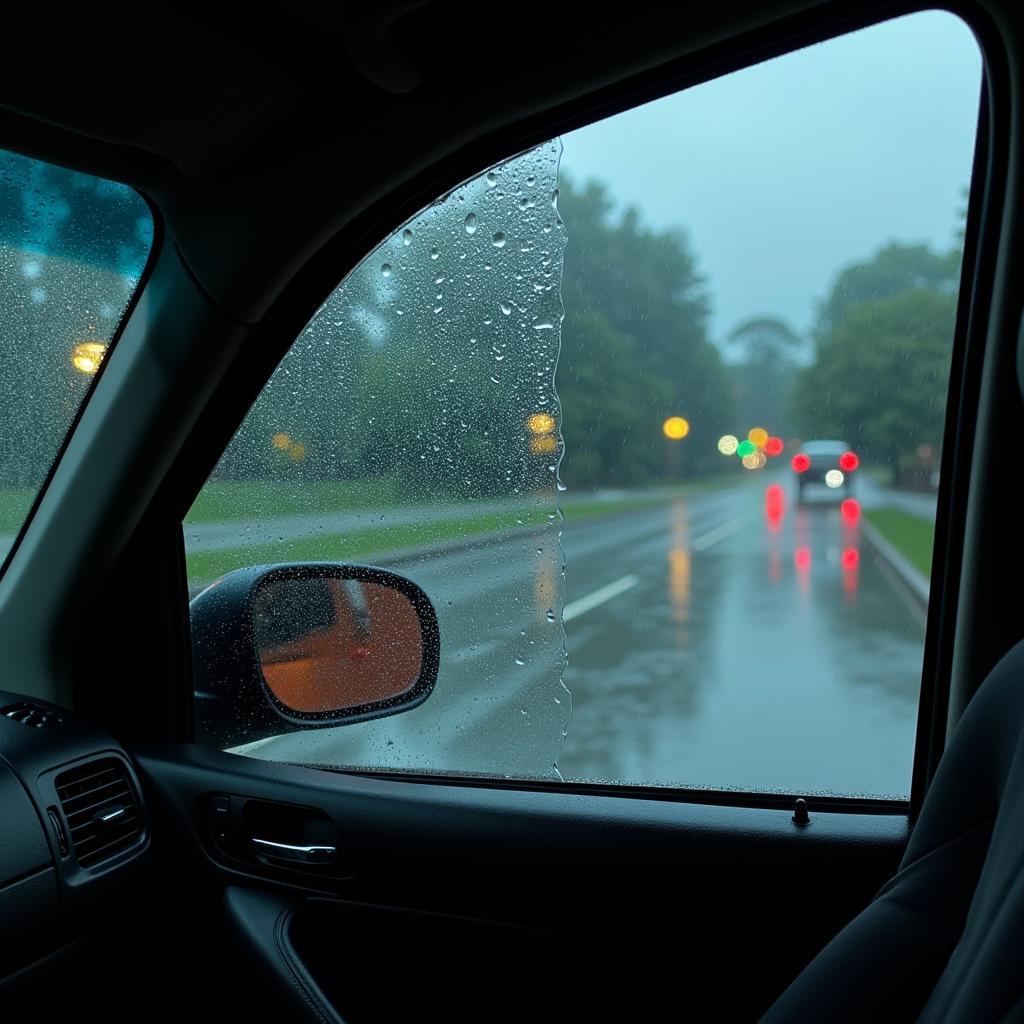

736,439,756,457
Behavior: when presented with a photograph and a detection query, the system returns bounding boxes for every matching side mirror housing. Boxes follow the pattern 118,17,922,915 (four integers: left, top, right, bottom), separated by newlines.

191,563,439,748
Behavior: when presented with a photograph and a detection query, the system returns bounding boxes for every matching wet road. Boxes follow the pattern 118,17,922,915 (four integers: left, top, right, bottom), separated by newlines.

235,473,928,799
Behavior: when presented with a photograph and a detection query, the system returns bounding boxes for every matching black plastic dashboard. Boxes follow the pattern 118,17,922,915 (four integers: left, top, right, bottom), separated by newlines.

0,689,150,984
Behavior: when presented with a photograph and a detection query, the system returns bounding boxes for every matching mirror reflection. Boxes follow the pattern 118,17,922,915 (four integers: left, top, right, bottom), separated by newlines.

253,576,423,713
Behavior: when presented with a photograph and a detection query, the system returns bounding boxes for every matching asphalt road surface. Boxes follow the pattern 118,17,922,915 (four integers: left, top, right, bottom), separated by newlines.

230,470,929,799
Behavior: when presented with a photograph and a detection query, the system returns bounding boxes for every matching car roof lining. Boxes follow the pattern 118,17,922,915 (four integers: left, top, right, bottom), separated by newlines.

1,0,835,323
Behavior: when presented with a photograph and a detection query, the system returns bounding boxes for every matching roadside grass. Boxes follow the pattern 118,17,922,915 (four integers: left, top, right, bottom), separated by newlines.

1,471,739,541
863,506,935,577
183,473,737,526
185,477,407,524
184,488,719,587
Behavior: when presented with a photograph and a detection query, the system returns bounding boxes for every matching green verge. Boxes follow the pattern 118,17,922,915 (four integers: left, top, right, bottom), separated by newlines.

185,493,691,586
185,478,407,525
863,506,935,577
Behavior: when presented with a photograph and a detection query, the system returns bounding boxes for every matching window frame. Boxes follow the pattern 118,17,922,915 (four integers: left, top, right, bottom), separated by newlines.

163,2,1004,821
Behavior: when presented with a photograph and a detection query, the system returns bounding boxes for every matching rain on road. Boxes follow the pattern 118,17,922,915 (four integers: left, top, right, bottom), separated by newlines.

236,472,928,799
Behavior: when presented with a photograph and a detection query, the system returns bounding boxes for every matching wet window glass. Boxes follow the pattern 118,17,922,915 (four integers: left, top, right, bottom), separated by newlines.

187,11,981,800
0,150,153,566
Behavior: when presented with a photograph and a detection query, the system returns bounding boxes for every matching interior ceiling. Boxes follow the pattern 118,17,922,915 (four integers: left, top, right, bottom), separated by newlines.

0,0,824,322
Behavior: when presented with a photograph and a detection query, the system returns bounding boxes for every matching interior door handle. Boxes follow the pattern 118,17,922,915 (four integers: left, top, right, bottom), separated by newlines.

251,837,338,865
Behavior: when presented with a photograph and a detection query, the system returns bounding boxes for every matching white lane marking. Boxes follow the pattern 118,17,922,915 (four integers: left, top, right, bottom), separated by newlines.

563,574,640,623
691,517,746,551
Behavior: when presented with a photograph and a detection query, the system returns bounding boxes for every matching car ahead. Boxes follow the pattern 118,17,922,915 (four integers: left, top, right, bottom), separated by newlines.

791,439,859,502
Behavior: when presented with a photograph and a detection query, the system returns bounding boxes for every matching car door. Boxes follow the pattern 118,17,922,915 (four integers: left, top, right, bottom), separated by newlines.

1,3,1021,1021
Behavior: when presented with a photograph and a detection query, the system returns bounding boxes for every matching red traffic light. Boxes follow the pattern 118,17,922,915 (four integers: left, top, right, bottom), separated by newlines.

765,436,784,456
791,453,810,473
839,451,859,472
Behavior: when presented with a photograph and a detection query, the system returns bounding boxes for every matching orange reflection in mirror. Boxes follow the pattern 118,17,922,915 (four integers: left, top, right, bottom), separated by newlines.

254,578,423,713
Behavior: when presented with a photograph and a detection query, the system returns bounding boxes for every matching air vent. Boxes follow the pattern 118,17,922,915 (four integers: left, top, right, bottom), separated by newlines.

2,701,63,727
55,759,143,868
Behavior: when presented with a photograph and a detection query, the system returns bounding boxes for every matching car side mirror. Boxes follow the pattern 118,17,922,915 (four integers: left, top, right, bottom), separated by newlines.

191,564,440,748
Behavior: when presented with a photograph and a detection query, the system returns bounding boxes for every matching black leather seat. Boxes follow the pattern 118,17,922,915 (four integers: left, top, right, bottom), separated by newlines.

761,641,1024,1022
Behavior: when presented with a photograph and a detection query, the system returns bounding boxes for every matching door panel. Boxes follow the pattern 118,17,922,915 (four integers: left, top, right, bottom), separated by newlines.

136,745,906,1020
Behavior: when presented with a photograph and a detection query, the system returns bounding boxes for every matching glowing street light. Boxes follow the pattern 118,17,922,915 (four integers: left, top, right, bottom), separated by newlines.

272,432,292,451
71,341,107,376
717,434,739,455
663,416,690,440
526,412,557,435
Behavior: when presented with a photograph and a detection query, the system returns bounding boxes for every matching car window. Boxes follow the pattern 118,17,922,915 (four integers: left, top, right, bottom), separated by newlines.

0,150,152,567
187,11,981,799
803,442,849,456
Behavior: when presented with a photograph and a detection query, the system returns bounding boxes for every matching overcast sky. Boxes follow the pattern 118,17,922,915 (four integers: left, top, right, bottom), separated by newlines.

559,10,982,345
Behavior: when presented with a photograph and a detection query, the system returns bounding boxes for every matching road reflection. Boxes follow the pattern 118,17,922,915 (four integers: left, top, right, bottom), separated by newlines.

668,501,691,629
533,548,558,617
764,484,786,585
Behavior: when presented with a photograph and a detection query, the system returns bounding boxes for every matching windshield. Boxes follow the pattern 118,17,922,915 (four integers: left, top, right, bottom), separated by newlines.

0,149,153,567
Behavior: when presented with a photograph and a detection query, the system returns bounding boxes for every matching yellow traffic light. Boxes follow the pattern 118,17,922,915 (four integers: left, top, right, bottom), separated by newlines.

748,427,769,448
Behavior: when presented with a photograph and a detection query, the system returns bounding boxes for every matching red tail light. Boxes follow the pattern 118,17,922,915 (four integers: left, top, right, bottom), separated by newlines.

839,451,859,471
840,498,861,524
791,453,810,473
841,547,860,571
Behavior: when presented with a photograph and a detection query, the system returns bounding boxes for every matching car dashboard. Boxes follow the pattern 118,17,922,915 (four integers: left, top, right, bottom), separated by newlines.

0,689,150,982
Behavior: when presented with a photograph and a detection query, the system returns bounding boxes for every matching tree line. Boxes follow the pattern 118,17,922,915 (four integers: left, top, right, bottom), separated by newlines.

0,145,963,497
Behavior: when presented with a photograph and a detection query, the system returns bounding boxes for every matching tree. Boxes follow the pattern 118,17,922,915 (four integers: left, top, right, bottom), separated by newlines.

215,164,731,496
794,242,959,484
814,243,959,337
556,177,731,486
725,317,802,440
